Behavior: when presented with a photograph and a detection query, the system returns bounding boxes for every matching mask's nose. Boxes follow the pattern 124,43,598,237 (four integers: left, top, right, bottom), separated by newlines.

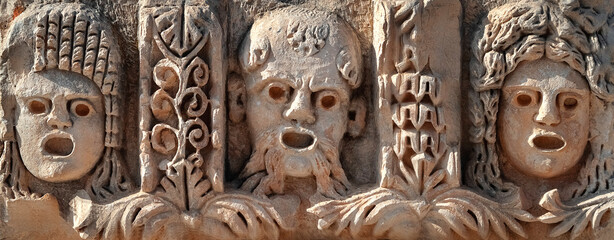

283,87,316,124
534,95,561,126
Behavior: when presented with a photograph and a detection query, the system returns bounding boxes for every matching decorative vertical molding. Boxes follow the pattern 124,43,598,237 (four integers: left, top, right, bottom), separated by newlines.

374,0,461,193
71,2,290,239
71,1,230,238
139,0,225,198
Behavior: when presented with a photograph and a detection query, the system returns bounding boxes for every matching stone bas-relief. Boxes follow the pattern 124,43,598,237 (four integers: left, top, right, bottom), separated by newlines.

72,1,292,239
499,59,591,179
237,7,365,199
0,3,133,239
467,0,614,238
311,1,534,239
1,3,132,199
1,0,614,239
16,70,106,183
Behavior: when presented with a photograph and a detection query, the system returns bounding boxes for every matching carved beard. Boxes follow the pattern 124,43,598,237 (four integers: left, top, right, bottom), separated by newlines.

240,129,351,199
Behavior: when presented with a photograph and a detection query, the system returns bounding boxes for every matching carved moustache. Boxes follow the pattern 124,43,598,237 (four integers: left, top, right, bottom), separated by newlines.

240,127,350,198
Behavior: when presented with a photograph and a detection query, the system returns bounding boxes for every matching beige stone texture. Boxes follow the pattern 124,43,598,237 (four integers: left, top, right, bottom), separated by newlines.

0,0,613,239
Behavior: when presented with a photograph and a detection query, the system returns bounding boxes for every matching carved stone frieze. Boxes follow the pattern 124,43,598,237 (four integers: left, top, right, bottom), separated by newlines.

0,0,613,239
309,1,535,239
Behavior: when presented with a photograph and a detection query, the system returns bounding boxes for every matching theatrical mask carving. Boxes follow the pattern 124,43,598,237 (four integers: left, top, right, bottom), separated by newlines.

468,0,614,238
307,2,536,239
467,0,614,199
1,0,613,239
0,3,132,200
499,59,590,179
237,7,365,198
15,70,105,182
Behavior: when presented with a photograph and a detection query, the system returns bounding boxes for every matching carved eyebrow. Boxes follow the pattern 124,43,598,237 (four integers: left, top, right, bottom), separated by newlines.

16,90,51,98
503,86,590,98
65,93,103,100
17,91,101,102
252,70,298,90
17,96,51,106
556,88,590,95
502,85,540,93
309,80,350,101
251,78,296,93
15,82,50,97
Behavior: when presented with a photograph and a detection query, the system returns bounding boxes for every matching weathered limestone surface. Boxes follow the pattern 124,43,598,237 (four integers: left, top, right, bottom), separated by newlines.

0,0,612,239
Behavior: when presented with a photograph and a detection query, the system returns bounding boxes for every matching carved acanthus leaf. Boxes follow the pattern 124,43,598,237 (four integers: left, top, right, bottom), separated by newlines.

202,194,293,239
539,189,614,239
158,154,213,211
310,169,534,239
70,191,175,240
430,189,534,240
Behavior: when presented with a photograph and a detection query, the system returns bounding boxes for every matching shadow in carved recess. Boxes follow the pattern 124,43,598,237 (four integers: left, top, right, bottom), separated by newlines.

467,0,614,238
0,3,133,239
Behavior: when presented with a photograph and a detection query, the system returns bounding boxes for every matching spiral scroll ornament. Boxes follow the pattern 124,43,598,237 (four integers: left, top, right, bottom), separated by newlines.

146,12,216,211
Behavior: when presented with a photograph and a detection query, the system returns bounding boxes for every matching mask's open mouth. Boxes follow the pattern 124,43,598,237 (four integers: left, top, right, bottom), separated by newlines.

43,134,74,157
280,128,316,150
530,133,565,151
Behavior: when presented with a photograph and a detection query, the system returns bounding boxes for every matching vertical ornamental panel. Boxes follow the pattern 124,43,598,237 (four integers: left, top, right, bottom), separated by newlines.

139,1,225,208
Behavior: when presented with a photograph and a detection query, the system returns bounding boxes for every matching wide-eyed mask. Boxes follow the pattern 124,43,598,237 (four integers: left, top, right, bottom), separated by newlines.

15,70,105,182
499,59,590,178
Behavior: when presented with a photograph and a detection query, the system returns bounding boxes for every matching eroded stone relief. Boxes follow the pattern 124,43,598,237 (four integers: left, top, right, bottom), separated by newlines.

237,7,365,199
0,3,133,238
69,1,290,239
1,0,613,239
309,1,533,239
1,2,132,200
467,0,614,238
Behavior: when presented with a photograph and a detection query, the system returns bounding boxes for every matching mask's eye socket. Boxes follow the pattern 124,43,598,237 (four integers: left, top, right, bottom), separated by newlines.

559,94,579,111
316,90,339,110
265,82,290,103
70,100,95,117
27,98,50,115
511,90,538,108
